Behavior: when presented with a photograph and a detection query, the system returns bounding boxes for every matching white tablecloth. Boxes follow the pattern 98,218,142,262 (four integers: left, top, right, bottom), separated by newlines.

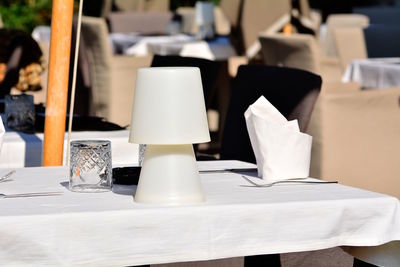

0,160,399,266
110,33,236,61
342,58,400,88
0,130,139,168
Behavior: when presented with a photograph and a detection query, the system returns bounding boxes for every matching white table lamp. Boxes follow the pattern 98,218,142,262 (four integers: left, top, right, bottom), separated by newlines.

129,67,210,204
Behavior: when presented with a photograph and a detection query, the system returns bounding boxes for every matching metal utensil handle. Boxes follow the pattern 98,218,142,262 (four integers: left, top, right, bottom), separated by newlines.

1,192,64,198
242,175,338,187
0,170,16,182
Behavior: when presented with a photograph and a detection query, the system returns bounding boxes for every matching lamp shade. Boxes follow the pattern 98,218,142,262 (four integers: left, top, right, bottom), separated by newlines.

130,67,210,144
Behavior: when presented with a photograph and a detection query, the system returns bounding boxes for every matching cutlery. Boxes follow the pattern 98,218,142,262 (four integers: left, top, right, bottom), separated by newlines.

0,191,63,199
0,170,16,183
199,168,258,174
241,175,338,187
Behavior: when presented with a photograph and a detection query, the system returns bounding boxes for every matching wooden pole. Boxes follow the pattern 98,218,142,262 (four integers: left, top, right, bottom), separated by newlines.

42,0,74,166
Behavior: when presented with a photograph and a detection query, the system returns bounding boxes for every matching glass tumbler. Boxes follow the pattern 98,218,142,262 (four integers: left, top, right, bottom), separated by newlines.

5,94,35,133
69,140,112,192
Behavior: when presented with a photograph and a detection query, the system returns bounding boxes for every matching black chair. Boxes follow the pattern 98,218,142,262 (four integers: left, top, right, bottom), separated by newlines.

353,6,400,25
0,29,43,96
220,64,322,164
363,25,400,58
221,65,321,267
150,55,222,109
151,55,223,160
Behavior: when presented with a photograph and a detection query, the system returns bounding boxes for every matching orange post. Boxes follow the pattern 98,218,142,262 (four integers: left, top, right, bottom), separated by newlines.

42,0,74,166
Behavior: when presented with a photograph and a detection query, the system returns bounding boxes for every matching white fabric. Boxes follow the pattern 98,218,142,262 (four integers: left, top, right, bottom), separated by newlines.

0,130,139,168
342,58,400,88
124,34,194,55
110,33,236,60
245,96,312,182
0,160,399,266
31,25,51,43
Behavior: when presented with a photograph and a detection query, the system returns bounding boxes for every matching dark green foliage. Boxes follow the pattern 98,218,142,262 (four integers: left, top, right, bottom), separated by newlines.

0,0,53,33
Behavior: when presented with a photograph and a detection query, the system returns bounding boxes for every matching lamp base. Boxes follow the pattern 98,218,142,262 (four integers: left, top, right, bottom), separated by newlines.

134,144,205,204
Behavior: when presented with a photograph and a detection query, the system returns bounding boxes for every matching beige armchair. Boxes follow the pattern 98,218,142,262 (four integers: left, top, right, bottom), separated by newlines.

259,33,342,83
107,11,173,34
334,27,367,71
113,0,170,12
241,0,291,58
323,14,369,58
308,86,400,199
81,16,152,126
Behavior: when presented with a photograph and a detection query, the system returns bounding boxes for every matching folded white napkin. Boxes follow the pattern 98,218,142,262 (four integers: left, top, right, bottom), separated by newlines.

244,96,312,182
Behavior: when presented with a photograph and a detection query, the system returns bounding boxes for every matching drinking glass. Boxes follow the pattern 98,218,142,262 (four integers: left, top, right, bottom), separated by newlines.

138,144,146,166
69,140,112,192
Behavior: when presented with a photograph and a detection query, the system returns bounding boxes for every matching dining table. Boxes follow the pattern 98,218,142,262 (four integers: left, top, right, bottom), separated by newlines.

342,57,400,89
0,160,399,266
0,129,139,168
110,33,237,61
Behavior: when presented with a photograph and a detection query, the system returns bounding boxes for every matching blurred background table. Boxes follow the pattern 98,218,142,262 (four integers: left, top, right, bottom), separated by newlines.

342,58,400,89
0,129,138,168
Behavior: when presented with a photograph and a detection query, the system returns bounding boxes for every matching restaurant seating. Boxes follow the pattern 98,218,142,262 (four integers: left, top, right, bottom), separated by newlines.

259,33,342,83
114,0,170,12
353,6,400,25
220,64,321,267
0,29,46,106
107,11,173,34
81,16,152,126
260,33,320,73
333,24,400,70
150,55,222,158
323,14,369,58
363,25,400,58
240,0,291,57
151,55,221,108
220,64,321,164
307,86,400,199
333,27,367,71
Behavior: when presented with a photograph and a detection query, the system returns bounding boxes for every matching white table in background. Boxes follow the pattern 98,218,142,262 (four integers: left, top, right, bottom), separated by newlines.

342,58,400,89
110,33,236,61
0,130,139,168
0,160,398,266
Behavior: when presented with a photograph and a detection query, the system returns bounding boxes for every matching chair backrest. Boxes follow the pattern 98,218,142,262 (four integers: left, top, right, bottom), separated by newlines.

363,24,400,58
219,0,243,28
81,16,113,118
324,14,369,57
259,33,320,74
107,11,173,34
220,65,322,163
241,0,291,55
308,88,400,198
334,27,367,70
150,55,221,108
299,0,311,19
353,6,400,25
114,0,170,12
